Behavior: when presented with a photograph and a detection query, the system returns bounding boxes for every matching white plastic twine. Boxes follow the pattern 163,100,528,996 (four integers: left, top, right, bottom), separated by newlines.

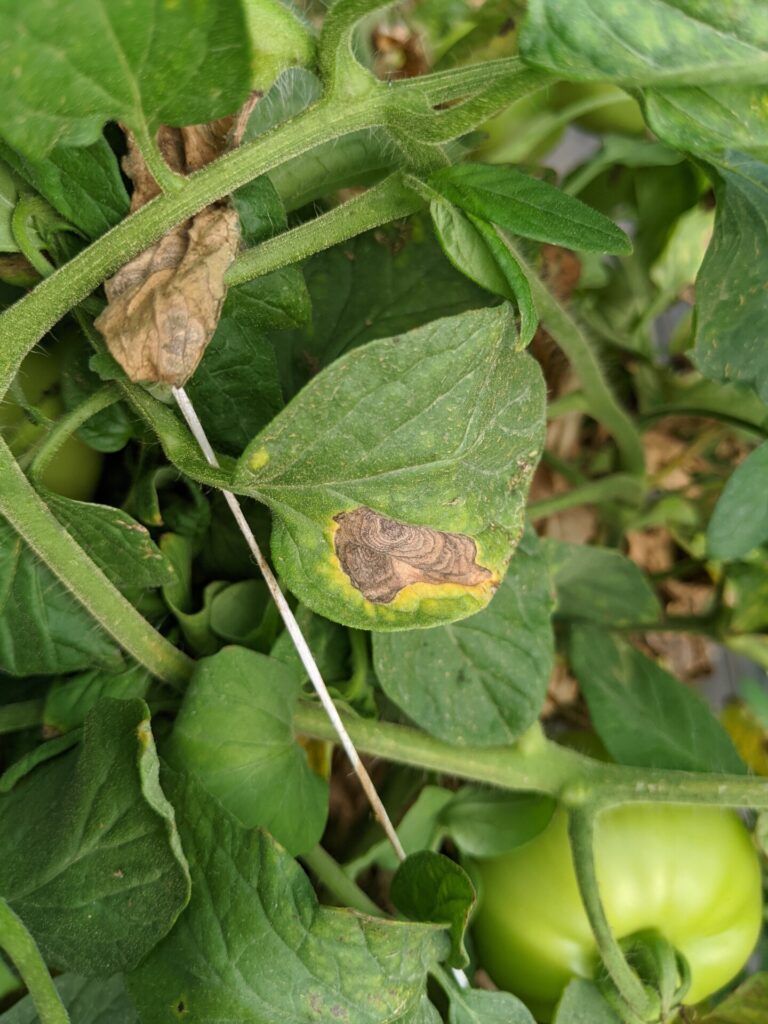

172,386,406,862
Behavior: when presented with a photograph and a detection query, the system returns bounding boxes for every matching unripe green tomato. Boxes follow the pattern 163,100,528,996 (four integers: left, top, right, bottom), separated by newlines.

0,349,102,501
552,81,646,135
472,804,763,1022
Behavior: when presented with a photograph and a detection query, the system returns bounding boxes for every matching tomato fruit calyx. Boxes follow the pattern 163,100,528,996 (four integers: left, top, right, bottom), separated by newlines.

598,929,691,1023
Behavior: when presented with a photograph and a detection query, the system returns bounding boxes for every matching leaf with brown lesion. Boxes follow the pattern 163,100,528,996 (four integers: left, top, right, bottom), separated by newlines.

94,119,244,386
333,506,492,604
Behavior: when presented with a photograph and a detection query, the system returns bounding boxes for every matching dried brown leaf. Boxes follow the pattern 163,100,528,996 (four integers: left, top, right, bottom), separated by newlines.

95,123,241,386
95,204,239,385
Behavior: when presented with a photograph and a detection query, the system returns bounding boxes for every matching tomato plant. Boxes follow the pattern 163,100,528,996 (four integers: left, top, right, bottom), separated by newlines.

473,805,763,1020
0,2,767,1024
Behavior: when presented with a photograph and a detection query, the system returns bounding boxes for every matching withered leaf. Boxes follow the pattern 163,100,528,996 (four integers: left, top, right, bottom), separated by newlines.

95,205,239,385
334,506,492,604
95,122,240,386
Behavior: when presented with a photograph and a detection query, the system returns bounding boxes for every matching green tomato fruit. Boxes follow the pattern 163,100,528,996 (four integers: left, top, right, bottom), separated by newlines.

473,804,763,1021
552,81,646,135
0,348,103,501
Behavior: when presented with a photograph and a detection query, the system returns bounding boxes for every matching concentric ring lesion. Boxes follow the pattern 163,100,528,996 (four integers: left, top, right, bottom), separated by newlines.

333,506,491,603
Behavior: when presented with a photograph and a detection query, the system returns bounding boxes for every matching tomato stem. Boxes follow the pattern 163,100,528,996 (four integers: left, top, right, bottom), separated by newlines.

224,173,423,287
0,436,193,688
28,384,119,480
568,809,654,1021
502,235,647,478
300,844,384,917
0,899,70,1024
293,701,768,811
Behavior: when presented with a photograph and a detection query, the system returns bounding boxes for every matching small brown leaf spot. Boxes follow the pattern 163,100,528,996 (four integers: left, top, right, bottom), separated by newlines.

174,998,188,1017
333,507,491,604
113,869,125,879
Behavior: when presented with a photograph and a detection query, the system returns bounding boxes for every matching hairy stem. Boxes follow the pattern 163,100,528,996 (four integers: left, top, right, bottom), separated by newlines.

394,57,549,106
568,809,652,1020
301,844,383,917
0,98,378,404
0,437,193,688
293,701,768,811
226,173,422,286
0,899,70,1024
504,237,646,477
132,121,185,195
28,385,119,477
10,195,58,278
0,56,549,407
392,67,552,143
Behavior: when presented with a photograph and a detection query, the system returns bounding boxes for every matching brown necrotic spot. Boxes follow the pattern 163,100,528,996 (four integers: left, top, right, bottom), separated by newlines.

333,507,492,604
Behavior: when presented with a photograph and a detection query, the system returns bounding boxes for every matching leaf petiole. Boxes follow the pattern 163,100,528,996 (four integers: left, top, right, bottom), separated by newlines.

0,899,70,1024
567,809,654,1024
28,384,120,479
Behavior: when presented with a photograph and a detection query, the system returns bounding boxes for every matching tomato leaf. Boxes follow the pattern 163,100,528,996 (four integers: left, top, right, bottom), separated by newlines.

430,164,632,255
553,980,621,1024
520,1,768,160
373,528,554,741
270,603,350,682
0,699,190,974
708,440,768,559
391,850,476,969
127,770,449,1022
449,989,536,1024
439,789,556,859
701,972,768,1023
345,786,454,877
643,87,768,160
241,0,315,92
0,160,48,254
0,136,129,239
170,646,328,856
520,0,768,86
208,579,274,651
0,0,252,159
186,287,287,457
693,157,768,404
45,490,176,597
235,306,546,631
569,627,745,773
429,198,538,347
0,975,138,1024
404,998,443,1024
547,540,662,627
43,663,152,734
272,219,496,400
59,340,135,454
0,515,122,675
